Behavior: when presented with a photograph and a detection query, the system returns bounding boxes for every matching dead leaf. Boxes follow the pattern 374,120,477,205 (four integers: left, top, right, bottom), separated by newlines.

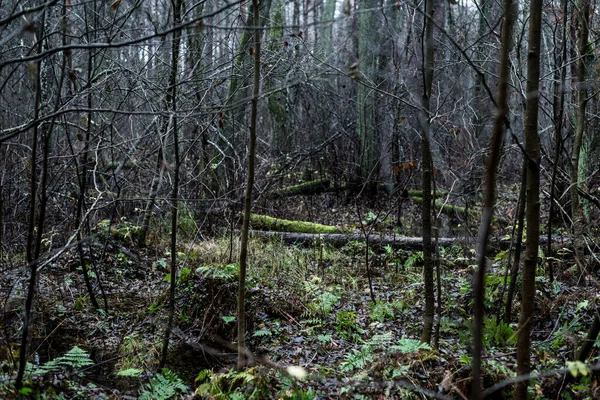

110,0,121,11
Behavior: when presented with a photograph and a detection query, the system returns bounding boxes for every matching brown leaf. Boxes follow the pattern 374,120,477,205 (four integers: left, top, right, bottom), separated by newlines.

110,0,121,11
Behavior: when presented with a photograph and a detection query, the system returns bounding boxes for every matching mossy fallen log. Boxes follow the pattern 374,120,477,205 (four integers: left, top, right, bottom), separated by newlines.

268,178,331,198
250,214,348,234
249,230,568,252
411,196,478,217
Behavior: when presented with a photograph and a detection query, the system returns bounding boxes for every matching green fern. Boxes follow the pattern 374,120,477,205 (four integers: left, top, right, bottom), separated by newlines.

390,337,431,354
306,292,339,317
340,347,374,373
139,368,186,400
196,263,239,281
31,346,94,376
194,368,257,398
484,316,516,347
368,332,393,347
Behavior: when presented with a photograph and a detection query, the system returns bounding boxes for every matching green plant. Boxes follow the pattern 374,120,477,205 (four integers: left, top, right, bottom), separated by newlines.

253,328,272,337
369,300,405,323
306,292,339,317
196,263,239,281
340,346,374,373
484,316,516,347
390,337,431,354
336,311,363,341
28,346,93,377
317,334,332,346
117,333,159,371
404,251,423,270
194,368,267,399
116,368,143,377
139,368,186,400
178,211,196,236
278,387,316,400
483,274,505,309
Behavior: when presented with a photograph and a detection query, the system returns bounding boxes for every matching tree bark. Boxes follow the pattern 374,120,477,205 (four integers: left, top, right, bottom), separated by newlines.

471,0,514,395
503,161,527,323
570,0,590,277
16,8,50,388
159,0,182,369
547,0,568,284
420,0,435,345
238,0,261,370
515,0,543,396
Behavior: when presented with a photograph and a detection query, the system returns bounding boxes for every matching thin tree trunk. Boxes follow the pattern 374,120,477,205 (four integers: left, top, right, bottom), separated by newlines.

470,0,514,395
503,161,527,323
159,0,182,369
138,142,165,247
238,0,261,370
570,0,590,277
547,0,568,283
16,10,47,389
420,0,435,345
515,0,542,395
75,47,100,311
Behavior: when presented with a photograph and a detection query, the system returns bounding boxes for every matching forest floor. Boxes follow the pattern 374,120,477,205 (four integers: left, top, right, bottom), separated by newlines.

1,191,598,399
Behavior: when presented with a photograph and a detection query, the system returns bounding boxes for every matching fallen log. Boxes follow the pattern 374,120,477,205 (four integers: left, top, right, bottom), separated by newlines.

249,230,459,250
249,230,571,251
411,196,479,217
250,214,348,234
267,178,331,198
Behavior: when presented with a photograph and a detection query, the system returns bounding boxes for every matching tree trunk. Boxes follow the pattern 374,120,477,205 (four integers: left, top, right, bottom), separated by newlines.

420,0,435,345
503,160,527,323
356,0,379,190
471,0,514,394
515,0,542,396
547,0,568,283
238,0,262,370
16,10,47,389
159,0,182,369
570,0,590,277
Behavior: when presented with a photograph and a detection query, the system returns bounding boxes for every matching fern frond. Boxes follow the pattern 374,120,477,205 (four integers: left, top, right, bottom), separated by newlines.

369,332,393,347
31,346,93,376
139,368,186,400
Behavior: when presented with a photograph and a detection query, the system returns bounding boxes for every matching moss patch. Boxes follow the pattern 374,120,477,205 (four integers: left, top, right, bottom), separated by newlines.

250,213,347,234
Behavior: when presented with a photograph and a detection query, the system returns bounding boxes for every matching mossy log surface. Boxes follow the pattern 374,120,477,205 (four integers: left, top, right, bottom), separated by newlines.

250,213,348,234
268,178,331,198
411,196,478,217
